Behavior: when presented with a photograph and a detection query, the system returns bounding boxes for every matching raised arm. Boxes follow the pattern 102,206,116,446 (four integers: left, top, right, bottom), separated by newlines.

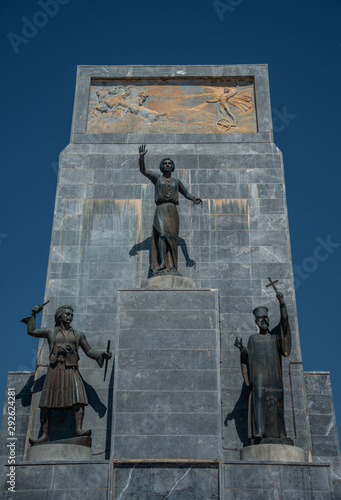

25,304,51,338
178,180,202,205
138,145,158,184
277,293,291,357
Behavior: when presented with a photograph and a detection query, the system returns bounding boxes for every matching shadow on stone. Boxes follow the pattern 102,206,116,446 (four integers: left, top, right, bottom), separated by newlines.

224,382,251,447
129,236,196,278
15,374,35,408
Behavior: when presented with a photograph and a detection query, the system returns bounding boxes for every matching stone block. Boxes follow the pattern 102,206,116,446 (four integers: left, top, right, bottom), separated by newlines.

224,463,280,490
116,369,217,391
198,154,254,170
115,390,218,413
118,349,217,370
279,464,331,493
113,464,219,500
247,168,283,184
12,465,53,491
256,183,284,199
53,463,108,490
115,412,218,436
114,435,219,459
119,309,216,331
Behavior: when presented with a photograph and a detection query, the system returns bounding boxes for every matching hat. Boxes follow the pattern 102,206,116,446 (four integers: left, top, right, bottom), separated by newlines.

253,306,268,318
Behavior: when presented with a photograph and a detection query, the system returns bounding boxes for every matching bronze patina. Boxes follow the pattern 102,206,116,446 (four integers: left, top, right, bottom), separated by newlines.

139,145,202,275
22,304,112,445
234,285,292,444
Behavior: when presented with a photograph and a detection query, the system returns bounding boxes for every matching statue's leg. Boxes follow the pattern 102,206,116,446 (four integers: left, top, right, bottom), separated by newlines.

156,234,166,271
253,388,265,438
74,404,92,437
29,408,51,445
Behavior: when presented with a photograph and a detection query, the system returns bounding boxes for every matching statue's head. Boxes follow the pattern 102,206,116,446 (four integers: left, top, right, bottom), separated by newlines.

55,305,74,326
159,158,175,174
253,306,269,332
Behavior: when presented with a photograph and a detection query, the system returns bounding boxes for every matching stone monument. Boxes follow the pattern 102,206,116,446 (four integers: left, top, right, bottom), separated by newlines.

1,65,340,499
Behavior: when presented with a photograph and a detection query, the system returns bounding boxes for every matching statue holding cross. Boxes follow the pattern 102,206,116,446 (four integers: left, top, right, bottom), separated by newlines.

234,278,292,443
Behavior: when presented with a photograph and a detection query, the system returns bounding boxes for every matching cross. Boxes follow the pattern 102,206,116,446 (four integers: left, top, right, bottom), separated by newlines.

266,277,279,293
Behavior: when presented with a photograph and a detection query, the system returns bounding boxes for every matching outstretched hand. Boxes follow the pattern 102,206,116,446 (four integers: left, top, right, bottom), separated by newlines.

139,145,148,157
234,337,244,351
193,198,203,205
103,351,112,360
32,304,44,316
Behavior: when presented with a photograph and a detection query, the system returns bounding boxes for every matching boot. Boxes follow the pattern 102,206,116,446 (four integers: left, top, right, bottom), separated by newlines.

29,409,51,445
74,405,91,437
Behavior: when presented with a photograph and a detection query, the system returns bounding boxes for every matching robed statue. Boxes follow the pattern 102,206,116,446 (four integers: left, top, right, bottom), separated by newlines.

234,292,292,443
22,304,112,445
139,145,202,275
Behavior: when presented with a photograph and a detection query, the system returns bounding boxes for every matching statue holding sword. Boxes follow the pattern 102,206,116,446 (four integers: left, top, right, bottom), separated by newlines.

21,303,112,445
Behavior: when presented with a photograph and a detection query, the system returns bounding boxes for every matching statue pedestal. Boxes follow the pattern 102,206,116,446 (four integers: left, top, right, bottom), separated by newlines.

240,444,305,463
114,288,220,459
27,436,92,462
141,275,197,289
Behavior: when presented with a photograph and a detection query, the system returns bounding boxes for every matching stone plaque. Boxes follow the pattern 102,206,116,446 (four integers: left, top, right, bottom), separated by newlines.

86,78,257,134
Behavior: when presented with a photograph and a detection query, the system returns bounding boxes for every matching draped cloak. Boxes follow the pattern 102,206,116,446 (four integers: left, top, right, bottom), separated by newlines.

142,170,189,272
240,318,291,439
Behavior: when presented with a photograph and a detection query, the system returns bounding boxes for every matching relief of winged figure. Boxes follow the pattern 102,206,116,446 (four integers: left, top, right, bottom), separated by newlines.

206,86,253,130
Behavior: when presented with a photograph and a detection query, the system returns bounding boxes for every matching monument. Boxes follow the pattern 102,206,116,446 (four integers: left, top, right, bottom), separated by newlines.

1,65,340,499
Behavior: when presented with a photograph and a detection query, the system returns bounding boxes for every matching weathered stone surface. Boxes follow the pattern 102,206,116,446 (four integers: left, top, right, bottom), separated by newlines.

27,442,92,462
240,444,305,462
141,275,197,289
114,289,220,460
113,464,219,499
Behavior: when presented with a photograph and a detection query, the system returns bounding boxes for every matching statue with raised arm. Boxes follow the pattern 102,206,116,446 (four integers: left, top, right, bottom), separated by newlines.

234,290,292,443
139,145,202,275
22,304,112,445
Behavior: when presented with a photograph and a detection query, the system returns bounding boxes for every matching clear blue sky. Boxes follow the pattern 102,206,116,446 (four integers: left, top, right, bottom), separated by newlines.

1,0,341,440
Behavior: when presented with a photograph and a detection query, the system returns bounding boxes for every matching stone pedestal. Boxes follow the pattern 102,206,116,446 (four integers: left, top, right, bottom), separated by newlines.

27,437,92,461
241,443,305,462
141,275,197,289
113,288,221,459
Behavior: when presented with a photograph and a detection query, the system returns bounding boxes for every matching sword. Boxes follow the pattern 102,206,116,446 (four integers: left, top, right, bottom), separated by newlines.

103,340,111,381
20,301,50,324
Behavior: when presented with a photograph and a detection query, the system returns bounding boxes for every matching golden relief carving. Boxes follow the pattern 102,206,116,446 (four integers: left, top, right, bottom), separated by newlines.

86,78,257,134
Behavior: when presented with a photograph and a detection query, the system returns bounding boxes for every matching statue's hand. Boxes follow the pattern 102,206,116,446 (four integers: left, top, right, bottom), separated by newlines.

234,337,243,351
276,292,285,305
103,351,112,360
139,145,148,157
194,198,203,205
32,304,44,316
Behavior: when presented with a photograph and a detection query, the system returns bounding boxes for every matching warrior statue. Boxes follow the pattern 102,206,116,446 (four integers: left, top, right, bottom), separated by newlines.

22,304,112,445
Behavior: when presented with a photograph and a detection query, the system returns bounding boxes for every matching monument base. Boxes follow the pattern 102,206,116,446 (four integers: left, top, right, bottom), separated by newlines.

27,436,92,462
141,275,197,289
240,444,305,463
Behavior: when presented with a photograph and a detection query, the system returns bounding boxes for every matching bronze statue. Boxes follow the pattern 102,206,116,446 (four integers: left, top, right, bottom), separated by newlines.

139,145,202,275
22,304,112,445
234,287,291,443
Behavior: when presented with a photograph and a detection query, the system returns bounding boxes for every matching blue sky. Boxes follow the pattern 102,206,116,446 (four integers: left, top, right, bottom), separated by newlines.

1,0,341,441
